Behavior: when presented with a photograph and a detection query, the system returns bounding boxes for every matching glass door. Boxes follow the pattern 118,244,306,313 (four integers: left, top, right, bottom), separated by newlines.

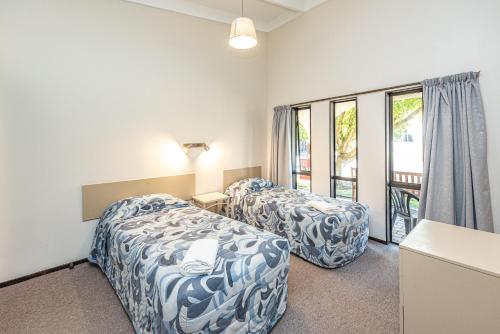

387,90,423,243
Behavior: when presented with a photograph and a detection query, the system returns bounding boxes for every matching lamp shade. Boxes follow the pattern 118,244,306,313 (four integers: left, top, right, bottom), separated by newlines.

229,17,257,49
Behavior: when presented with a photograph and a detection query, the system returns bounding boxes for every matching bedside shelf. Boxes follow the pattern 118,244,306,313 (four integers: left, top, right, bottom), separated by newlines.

192,192,228,214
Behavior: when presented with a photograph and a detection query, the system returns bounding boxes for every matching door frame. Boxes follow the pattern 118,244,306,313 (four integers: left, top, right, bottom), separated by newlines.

385,88,424,244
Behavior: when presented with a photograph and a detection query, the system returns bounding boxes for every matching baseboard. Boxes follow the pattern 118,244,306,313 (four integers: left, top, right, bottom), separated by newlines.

1,236,389,288
369,236,389,245
0,258,88,289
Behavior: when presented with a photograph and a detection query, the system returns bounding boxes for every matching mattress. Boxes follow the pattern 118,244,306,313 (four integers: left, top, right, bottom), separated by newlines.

89,194,290,334
225,178,369,268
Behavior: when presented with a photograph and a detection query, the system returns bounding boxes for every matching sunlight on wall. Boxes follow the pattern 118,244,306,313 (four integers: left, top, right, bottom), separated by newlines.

161,140,221,173
193,142,222,194
156,139,223,195
196,142,221,168
164,142,190,171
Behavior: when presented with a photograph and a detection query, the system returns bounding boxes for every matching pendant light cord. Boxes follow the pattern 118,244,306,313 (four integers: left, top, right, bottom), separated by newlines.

241,0,244,17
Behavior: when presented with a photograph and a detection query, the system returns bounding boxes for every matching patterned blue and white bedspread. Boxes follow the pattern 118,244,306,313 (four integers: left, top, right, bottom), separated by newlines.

224,178,369,268
89,194,290,334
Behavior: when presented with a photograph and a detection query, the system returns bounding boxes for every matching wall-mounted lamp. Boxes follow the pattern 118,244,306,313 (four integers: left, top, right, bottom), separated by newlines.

183,143,210,154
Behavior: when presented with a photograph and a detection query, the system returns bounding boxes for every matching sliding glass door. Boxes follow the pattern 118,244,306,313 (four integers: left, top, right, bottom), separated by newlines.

387,90,423,243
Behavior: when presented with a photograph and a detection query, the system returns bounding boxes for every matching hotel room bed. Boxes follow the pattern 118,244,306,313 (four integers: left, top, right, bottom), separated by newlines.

89,193,290,334
224,178,369,268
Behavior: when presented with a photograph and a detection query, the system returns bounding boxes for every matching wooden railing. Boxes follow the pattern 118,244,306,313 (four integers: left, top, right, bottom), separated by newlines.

393,171,422,197
393,171,422,185
299,158,310,171
334,169,422,201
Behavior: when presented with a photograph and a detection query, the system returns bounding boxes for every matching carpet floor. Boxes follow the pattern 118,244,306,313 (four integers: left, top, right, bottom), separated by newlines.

0,241,399,334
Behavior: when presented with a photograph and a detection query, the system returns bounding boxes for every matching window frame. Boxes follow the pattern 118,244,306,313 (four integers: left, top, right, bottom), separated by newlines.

330,98,358,201
291,105,312,191
386,87,424,244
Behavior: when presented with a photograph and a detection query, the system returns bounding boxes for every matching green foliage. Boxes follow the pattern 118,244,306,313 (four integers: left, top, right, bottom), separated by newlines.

335,107,357,174
298,122,309,142
333,96,423,172
336,107,356,152
392,97,422,140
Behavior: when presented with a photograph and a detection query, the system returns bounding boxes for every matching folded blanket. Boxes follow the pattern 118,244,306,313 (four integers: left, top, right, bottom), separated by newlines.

180,239,219,276
307,200,338,214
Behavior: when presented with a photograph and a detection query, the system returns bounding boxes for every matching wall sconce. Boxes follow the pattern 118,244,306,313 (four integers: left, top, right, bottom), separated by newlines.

183,143,210,154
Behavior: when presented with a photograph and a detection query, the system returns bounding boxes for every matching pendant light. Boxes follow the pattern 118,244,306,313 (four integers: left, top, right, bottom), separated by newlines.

229,0,257,49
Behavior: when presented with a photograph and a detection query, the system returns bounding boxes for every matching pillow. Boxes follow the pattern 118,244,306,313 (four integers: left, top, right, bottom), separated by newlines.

225,177,275,197
249,178,275,191
99,193,189,224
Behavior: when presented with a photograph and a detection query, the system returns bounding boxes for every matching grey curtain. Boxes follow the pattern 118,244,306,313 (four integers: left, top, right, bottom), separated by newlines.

271,105,292,188
418,72,493,231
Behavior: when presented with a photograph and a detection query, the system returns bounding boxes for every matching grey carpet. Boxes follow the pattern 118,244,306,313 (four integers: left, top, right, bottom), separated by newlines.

0,241,399,334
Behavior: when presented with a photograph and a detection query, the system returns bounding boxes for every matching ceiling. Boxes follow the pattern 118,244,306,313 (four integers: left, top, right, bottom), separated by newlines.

125,0,327,32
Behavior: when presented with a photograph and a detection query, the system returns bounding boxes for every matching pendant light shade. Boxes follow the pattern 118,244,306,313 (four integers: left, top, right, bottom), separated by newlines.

229,0,257,49
229,17,257,49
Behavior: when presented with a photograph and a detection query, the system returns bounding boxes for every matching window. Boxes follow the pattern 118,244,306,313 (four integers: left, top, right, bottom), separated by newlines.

387,89,423,244
330,99,357,201
292,106,311,192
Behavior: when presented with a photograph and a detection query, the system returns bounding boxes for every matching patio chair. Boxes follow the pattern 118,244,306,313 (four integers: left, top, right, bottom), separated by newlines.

391,188,419,235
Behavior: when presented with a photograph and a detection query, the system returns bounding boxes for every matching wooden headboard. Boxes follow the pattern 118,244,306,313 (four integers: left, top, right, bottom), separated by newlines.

82,174,195,221
222,166,262,191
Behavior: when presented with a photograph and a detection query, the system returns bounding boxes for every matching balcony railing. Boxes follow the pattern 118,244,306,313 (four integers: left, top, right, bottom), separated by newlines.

393,171,422,185
392,171,422,196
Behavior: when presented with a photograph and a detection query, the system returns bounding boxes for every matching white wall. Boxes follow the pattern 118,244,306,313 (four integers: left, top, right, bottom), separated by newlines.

357,93,387,240
310,101,330,196
0,0,268,282
268,0,500,236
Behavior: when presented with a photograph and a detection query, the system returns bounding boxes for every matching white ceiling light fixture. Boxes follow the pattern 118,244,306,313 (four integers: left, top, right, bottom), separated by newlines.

229,0,257,49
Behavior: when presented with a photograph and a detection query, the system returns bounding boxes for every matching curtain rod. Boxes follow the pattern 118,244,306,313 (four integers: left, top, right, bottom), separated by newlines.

290,81,422,107
290,71,481,107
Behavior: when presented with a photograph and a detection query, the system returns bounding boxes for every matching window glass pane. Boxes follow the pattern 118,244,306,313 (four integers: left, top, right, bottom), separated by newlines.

297,174,311,192
297,109,311,173
334,101,357,178
292,107,312,192
391,92,423,183
334,179,356,201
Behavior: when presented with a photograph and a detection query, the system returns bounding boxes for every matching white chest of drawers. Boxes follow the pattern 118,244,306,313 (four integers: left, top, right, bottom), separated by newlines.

399,220,500,334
